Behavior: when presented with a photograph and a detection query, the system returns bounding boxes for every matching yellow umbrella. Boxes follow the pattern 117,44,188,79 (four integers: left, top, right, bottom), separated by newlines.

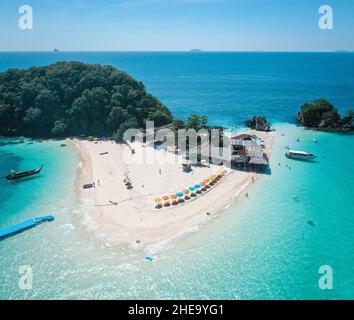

170,195,178,205
155,198,163,208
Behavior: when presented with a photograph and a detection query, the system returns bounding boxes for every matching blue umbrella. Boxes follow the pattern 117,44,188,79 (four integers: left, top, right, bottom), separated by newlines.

176,192,184,197
188,187,195,192
194,184,201,189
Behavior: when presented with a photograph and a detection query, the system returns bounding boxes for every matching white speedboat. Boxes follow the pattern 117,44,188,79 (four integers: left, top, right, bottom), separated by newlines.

285,150,317,161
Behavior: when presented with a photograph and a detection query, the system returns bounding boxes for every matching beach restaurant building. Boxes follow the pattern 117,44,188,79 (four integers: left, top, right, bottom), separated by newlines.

231,134,269,171
187,133,269,171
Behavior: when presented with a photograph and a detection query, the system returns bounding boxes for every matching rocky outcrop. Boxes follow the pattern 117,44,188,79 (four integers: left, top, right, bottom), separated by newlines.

245,116,272,132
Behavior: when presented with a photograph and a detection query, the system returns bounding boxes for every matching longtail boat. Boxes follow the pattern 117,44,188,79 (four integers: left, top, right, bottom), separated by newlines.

5,165,43,181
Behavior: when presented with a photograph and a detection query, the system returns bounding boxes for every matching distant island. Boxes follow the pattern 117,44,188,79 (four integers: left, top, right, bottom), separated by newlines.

296,99,353,132
0,62,211,141
190,49,202,52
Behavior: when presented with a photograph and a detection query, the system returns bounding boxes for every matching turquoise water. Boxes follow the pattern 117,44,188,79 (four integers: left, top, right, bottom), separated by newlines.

0,140,78,226
0,53,353,299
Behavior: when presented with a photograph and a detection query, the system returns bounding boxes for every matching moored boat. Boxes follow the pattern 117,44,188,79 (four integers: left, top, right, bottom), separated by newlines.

83,182,95,189
285,150,317,161
5,165,43,181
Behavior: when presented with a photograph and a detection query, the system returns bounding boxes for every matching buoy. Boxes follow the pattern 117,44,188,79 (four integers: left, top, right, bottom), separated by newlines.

145,256,154,262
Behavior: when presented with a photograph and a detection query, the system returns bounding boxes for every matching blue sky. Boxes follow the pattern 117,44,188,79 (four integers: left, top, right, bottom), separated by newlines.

1,0,353,51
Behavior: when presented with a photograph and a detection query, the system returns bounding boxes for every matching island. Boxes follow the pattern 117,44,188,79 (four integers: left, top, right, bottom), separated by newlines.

296,99,353,132
0,62,174,140
0,62,272,246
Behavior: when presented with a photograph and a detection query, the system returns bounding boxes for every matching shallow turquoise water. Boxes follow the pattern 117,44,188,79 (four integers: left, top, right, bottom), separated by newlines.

0,125,353,299
0,140,78,226
0,52,353,299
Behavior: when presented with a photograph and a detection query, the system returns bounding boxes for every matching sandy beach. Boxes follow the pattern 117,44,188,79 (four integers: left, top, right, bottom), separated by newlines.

70,131,272,247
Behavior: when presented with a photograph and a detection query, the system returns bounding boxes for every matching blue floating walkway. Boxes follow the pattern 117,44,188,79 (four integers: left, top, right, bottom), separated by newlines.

0,215,54,240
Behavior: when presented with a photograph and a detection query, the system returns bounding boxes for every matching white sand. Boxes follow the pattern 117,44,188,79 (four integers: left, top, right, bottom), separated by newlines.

70,131,272,247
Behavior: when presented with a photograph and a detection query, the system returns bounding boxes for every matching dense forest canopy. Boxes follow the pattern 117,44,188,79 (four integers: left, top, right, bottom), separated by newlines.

0,62,177,140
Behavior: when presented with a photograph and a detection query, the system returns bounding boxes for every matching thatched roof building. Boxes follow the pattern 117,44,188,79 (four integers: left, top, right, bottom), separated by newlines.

231,134,269,168
249,156,268,166
231,133,257,141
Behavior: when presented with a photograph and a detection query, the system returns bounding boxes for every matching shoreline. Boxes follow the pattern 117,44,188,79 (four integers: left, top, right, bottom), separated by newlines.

69,130,273,248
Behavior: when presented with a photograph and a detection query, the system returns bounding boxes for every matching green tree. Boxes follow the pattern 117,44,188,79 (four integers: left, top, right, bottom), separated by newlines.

107,107,128,131
186,115,208,131
51,119,68,137
23,107,42,124
341,108,354,126
113,118,138,143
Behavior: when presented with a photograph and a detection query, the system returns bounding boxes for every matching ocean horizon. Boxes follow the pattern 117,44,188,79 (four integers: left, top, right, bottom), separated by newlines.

0,52,353,299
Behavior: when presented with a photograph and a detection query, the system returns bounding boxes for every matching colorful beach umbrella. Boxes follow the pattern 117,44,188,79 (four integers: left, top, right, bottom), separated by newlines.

188,187,196,192
194,184,201,189
176,192,184,197
155,197,163,208
162,196,170,201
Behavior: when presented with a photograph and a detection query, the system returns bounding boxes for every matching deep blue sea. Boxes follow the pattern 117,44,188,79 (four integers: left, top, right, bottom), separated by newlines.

1,52,354,127
0,52,353,299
